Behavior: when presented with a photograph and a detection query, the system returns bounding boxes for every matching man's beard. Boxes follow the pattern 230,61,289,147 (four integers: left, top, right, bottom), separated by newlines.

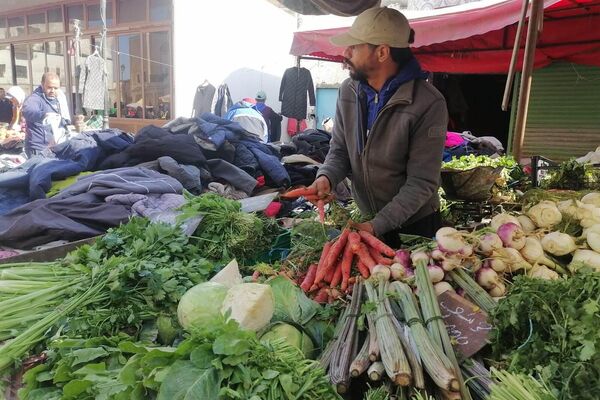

344,58,368,82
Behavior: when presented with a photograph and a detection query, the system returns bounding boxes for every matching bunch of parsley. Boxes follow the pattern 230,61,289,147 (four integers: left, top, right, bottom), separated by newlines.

178,192,280,263
490,270,600,400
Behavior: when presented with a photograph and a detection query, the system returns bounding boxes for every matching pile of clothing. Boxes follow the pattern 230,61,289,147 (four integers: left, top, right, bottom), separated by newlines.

443,131,504,162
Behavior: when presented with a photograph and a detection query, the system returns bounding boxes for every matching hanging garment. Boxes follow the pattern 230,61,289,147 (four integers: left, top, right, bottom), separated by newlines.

213,84,233,117
191,81,216,117
80,53,106,110
279,67,316,120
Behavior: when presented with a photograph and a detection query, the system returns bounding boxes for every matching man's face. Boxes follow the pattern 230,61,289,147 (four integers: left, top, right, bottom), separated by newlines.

43,77,60,98
0,89,5,100
343,44,378,82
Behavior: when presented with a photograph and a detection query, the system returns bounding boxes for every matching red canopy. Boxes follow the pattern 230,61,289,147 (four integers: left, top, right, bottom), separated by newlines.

290,0,600,73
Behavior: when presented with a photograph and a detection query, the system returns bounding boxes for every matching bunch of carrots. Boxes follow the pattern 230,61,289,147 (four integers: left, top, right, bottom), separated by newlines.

299,227,396,303
280,186,332,223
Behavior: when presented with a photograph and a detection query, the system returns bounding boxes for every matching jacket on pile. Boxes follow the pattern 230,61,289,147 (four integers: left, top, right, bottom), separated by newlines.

225,101,268,143
317,77,448,236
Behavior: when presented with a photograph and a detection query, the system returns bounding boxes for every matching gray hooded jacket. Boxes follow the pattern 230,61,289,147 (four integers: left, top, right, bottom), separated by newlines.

317,77,448,236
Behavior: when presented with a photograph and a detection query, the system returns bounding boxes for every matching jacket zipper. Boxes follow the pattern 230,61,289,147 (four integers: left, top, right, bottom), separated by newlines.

362,96,411,215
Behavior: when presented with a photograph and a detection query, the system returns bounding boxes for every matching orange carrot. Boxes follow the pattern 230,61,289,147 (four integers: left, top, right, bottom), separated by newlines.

300,263,318,292
368,246,393,266
311,241,332,290
323,263,335,284
281,186,317,199
348,231,361,245
358,231,395,257
318,228,350,283
353,242,376,270
303,194,321,202
317,199,325,224
330,261,343,287
357,260,370,278
340,243,354,292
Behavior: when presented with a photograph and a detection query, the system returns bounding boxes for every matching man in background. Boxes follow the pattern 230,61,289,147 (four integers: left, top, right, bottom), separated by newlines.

254,91,282,142
22,72,71,157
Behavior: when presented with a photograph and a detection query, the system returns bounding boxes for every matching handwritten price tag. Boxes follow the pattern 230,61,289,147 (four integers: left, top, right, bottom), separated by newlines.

437,291,493,358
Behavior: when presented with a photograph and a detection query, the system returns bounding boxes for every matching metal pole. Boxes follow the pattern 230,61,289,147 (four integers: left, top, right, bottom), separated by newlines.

511,0,543,161
101,0,109,129
501,0,529,111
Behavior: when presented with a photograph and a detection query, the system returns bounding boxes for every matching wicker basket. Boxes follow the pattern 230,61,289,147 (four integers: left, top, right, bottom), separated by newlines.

441,166,504,201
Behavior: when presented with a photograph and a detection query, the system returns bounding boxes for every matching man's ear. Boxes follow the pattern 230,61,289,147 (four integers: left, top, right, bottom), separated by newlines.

376,45,391,63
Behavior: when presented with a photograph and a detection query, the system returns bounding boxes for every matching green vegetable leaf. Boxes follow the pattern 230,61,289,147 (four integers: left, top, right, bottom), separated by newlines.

583,299,599,315
156,360,221,400
71,347,109,365
268,276,319,325
579,340,595,361
72,362,106,376
262,369,280,379
189,345,214,369
62,379,93,398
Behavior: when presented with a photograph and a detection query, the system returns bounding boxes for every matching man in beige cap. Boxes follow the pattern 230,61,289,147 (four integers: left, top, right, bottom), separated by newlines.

309,7,448,246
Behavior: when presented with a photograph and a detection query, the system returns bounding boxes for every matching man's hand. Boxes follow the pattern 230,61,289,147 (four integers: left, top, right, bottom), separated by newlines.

350,220,374,235
310,176,332,199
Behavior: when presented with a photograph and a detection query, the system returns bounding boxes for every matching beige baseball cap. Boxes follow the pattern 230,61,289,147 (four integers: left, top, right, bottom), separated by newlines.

330,7,411,48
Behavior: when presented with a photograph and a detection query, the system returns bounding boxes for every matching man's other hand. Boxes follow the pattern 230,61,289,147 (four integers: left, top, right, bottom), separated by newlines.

350,220,374,235
310,176,332,199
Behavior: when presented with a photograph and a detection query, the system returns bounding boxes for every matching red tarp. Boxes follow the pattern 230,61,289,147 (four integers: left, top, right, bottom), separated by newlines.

290,0,600,73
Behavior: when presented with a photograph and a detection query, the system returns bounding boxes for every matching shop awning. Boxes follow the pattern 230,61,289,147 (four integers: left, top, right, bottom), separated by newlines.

273,0,381,16
290,0,600,73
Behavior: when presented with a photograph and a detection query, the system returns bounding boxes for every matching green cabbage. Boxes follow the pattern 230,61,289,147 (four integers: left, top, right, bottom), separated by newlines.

177,282,228,330
260,322,315,358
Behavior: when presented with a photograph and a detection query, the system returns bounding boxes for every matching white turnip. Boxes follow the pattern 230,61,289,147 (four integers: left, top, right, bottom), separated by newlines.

390,263,413,281
430,248,446,261
488,282,506,297
440,256,461,272
433,281,455,295
541,232,577,256
527,201,562,228
517,215,537,233
463,256,482,272
411,251,429,266
435,227,471,255
484,258,507,273
493,247,532,272
476,267,501,289
427,264,445,283
528,264,559,280
520,237,563,270
581,192,600,207
477,232,503,256
490,213,521,231
371,264,391,281
394,249,412,268
569,249,600,272
497,222,526,250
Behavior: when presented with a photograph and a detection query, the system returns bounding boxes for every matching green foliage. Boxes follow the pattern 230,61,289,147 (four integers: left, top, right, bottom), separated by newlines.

541,158,599,190
20,317,340,400
490,271,600,400
178,192,279,263
442,154,522,184
62,218,215,339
